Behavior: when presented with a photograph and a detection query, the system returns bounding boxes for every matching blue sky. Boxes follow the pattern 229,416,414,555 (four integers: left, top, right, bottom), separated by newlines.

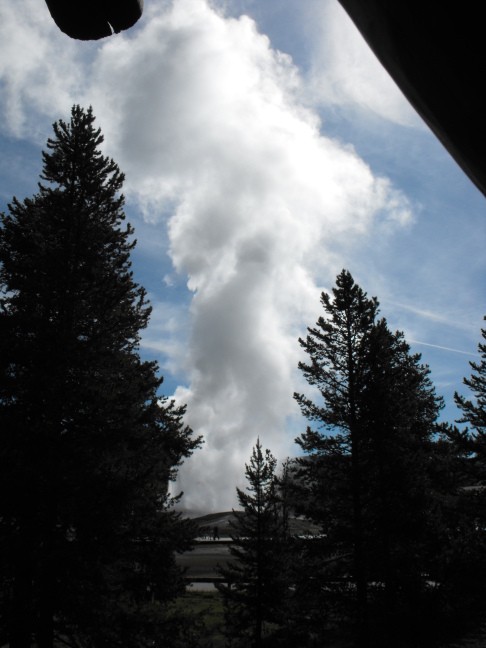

1,0,484,512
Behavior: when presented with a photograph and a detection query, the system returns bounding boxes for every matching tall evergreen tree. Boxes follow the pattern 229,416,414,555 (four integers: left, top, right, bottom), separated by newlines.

294,270,443,647
0,106,201,648
358,319,443,645
294,269,378,647
441,316,486,636
217,439,287,648
455,316,486,441
450,317,486,580
423,423,486,644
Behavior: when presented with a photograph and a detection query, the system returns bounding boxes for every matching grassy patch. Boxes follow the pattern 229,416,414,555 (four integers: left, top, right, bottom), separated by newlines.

175,589,226,647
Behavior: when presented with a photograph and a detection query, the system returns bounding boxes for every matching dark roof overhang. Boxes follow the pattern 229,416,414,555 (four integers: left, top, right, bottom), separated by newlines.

337,1,486,198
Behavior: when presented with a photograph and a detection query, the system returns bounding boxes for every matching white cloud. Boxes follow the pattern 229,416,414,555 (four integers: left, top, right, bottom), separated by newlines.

86,0,413,511
0,0,89,138
0,0,415,513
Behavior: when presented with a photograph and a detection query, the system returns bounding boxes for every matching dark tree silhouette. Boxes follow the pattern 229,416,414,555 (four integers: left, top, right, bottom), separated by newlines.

217,439,288,647
436,316,486,639
294,270,378,647
455,316,486,439
0,105,201,648
294,270,443,647
358,319,443,645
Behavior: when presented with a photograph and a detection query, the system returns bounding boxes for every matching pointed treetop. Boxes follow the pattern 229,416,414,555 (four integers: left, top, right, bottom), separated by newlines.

455,316,486,436
40,105,125,206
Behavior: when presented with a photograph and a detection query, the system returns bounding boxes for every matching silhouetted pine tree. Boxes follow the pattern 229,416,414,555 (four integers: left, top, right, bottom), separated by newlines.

0,106,201,648
294,270,378,647
423,424,486,645
358,319,443,646
217,439,289,647
294,270,443,648
455,316,486,442
433,316,486,640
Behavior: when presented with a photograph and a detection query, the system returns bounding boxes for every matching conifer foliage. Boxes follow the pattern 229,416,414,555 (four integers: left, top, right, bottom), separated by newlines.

217,439,288,647
294,270,443,647
455,317,486,439
0,106,201,648
447,317,486,630
294,270,379,646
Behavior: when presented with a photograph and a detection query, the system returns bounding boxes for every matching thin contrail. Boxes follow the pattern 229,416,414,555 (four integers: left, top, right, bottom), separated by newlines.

385,300,477,332
409,340,477,357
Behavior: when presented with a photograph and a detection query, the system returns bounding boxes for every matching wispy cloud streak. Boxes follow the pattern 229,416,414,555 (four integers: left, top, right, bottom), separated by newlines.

386,300,478,332
409,340,477,357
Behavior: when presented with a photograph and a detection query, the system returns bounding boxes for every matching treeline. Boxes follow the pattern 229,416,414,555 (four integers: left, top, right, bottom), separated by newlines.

217,271,486,647
1,106,485,648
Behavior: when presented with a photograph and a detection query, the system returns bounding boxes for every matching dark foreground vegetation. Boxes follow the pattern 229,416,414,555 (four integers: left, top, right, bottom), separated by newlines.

172,590,226,648
214,272,486,647
1,106,486,647
0,106,201,648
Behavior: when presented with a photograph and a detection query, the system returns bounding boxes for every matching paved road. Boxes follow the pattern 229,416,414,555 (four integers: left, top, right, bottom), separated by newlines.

176,542,234,580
